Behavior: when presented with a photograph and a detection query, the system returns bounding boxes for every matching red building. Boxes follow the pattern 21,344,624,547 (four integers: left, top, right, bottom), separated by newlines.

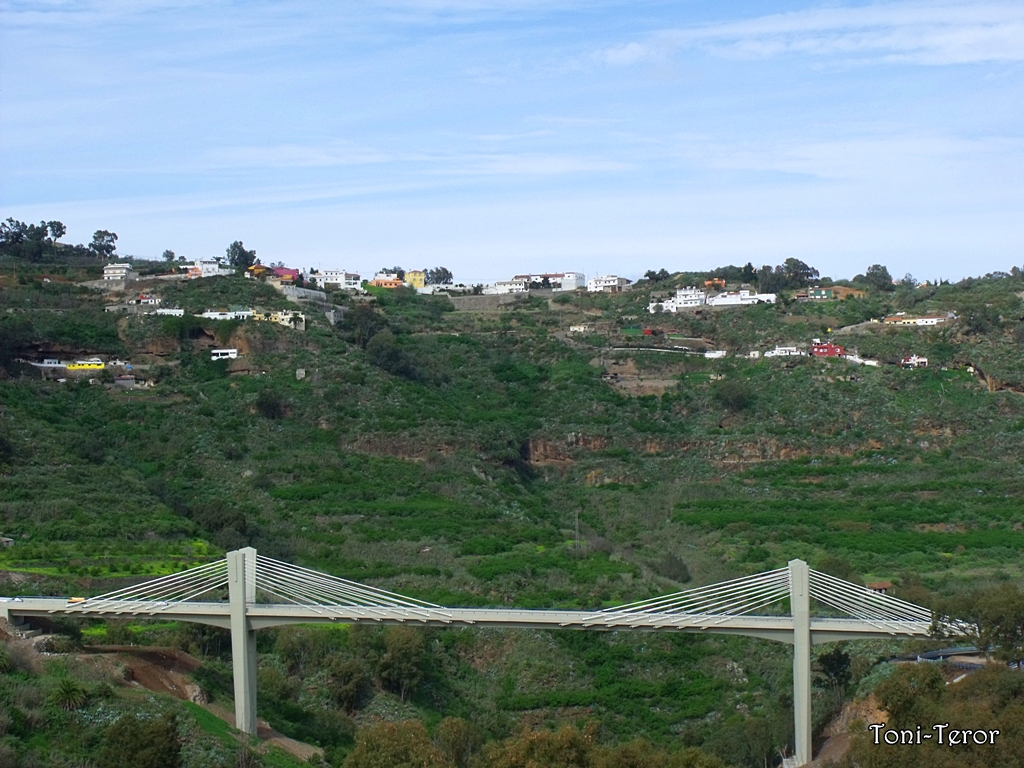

811,340,845,357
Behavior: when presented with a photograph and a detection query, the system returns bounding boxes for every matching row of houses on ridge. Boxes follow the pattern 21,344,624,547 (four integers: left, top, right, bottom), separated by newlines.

648,287,777,313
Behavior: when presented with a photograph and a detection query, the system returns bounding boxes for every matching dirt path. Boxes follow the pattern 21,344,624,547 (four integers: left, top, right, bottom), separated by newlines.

810,694,886,767
82,646,322,762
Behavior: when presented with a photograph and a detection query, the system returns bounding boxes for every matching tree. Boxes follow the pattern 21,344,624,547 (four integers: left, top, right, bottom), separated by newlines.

935,584,1024,661
90,230,118,257
816,646,851,691
0,218,28,247
644,269,670,283
377,625,425,701
864,264,894,291
756,259,820,292
162,249,176,262
435,717,484,768
781,257,818,287
874,664,944,729
226,240,257,270
426,267,454,285
26,221,48,243
344,303,386,349
756,265,783,293
380,266,405,280
344,721,449,768
327,657,371,712
46,221,66,241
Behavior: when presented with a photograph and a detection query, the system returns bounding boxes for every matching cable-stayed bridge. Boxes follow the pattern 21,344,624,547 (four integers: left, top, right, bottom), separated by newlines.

0,549,933,766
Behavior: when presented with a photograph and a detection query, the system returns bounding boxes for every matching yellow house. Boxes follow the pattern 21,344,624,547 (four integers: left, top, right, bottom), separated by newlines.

66,358,105,371
405,270,426,289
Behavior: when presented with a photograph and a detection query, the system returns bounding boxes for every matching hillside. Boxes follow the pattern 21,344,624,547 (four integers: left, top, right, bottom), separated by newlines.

2,260,1024,767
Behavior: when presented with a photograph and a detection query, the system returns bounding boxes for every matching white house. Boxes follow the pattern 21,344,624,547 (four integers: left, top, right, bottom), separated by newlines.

764,346,805,358
153,308,185,316
704,350,727,359
187,260,234,279
103,263,136,281
211,349,238,360
201,309,253,321
900,355,929,368
316,270,361,290
846,353,880,367
706,290,776,307
417,283,473,295
484,279,529,295
587,276,631,293
512,272,585,291
648,286,706,313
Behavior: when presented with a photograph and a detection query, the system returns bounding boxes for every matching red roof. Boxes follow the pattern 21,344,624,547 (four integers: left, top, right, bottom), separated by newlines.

272,267,300,279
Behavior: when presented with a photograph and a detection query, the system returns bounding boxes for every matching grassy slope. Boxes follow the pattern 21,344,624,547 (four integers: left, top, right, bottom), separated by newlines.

1,267,1023,765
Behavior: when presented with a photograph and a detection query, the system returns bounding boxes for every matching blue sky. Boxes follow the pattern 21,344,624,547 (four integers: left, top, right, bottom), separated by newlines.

1,1,1022,283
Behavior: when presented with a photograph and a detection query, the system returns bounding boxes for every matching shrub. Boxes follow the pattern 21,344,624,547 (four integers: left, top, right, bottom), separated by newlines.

49,676,88,711
365,329,424,382
255,389,286,419
105,620,135,645
98,712,181,768
653,553,691,583
712,380,755,412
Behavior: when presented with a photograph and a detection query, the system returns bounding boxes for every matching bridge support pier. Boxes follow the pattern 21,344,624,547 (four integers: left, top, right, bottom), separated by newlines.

789,559,812,766
227,547,258,736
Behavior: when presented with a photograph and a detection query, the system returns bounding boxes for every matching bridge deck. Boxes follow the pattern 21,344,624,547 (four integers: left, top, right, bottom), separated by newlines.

3,598,931,644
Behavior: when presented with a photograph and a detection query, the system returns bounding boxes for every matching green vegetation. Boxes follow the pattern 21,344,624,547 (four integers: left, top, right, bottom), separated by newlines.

2,253,1024,766
0,641,269,768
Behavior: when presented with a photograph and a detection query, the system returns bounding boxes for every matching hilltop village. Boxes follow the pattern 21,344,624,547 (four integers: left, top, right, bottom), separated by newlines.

14,250,959,385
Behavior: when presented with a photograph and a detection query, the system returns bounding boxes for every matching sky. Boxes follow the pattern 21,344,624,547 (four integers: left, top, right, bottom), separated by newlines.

1,0,1022,284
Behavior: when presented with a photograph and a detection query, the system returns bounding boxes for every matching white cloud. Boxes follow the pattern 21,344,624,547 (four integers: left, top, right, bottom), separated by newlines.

471,130,552,142
204,142,390,170
450,153,632,175
674,133,1024,184
601,1,1024,66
